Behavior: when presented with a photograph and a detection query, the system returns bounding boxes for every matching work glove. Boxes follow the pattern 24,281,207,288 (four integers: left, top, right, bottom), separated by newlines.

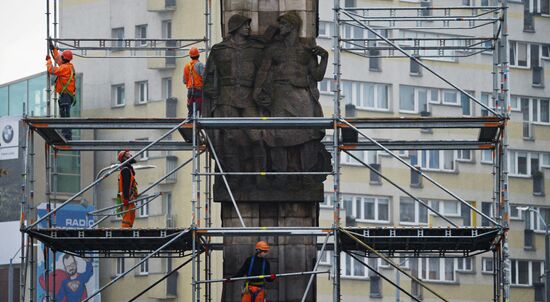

270,274,276,281
46,55,51,61
122,198,129,207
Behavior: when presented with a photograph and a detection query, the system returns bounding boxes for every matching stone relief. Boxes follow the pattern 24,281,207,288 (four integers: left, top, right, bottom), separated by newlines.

204,12,331,202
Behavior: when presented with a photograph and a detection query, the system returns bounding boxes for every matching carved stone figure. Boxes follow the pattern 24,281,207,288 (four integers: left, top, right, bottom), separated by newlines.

203,14,266,189
254,11,331,191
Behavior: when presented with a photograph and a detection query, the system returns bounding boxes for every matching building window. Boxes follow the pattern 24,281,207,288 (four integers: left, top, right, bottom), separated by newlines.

418,258,455,282
410,150,455,172
135,81,148,104
481,202,494,227
400,197,428,225
480,92,494,117
482,258,494,274
461,92,473,116
166,156,178,183
508,150,533,177
135,24,147,46
342,253,368,279
112,27,125,48
162,77,173,100
532,208,550,232
542,44,550,59
343,80,390,111
457,258,474,272
116,258,125,276
112,84,125,107
138,198,149,217
139,257,149,275
400,85,428,114
357,196,390,223
318,21,332,38
430,200,461,217
318,78,334,95
456,150,473,162
55,151,81,194
318,250,332,266
442,90,459,105
480,150,493,164
322,193,334,208
510,41,530,68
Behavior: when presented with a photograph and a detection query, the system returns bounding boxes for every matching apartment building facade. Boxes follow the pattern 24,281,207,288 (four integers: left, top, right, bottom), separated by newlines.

56,0,549,301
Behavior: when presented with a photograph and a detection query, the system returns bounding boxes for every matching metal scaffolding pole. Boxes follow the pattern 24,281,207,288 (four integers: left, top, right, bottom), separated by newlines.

332,0,342,301
498,1,511,301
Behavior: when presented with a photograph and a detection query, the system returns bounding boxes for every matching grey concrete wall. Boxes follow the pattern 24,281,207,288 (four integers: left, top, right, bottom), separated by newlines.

222,202,319,302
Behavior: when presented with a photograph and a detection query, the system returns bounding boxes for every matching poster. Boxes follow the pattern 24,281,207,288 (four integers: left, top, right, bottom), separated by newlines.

0,116,19,160
37,203,100,302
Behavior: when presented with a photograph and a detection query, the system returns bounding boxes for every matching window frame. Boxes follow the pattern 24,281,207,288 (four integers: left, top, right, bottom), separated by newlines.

135,81,148,104
138,257,149,275
116,258,125,276
356,196,391,224
509,41,531,69
112,84,125,107
418,258,456,282
400,197,428,225
135,24,148,46
111,27,125,49
481,258,494,274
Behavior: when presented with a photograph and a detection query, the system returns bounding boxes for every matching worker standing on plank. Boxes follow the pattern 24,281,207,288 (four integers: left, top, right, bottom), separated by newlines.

46,39,76,140
184,47,205,117
232,241,276,302
117,150,138,228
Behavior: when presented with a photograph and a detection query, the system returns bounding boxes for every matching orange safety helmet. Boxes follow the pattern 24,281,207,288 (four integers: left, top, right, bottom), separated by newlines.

255,241,270,252
61,50,73,61
189,47,200,58
117,150,130,162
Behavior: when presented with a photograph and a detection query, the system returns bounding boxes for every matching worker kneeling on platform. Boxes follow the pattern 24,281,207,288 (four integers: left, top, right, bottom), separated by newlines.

117,150,138,228
232,241,276,302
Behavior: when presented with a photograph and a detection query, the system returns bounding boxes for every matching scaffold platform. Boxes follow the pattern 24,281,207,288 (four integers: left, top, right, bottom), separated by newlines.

26,226,501,258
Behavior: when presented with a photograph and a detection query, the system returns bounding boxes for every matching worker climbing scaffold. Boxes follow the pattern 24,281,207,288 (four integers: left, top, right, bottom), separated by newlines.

117,150,138,228
46,39,76,140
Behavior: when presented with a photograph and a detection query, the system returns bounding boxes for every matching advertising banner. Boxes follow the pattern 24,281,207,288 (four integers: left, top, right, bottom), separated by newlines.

37,203,100,302
0,116,19,160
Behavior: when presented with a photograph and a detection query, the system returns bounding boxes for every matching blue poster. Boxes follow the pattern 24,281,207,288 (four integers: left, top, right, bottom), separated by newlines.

37,203,100,302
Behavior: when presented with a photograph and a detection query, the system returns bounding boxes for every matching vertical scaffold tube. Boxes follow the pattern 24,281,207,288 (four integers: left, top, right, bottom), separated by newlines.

332,0,341,301
499,1,511,301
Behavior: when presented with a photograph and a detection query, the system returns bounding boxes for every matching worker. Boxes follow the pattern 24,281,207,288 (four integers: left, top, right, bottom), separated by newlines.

232,241,276,302
183,47,205,117
117,150,138,228
46,40,76,140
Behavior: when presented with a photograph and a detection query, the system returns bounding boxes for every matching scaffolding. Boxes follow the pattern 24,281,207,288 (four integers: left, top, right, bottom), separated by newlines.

19,0,512,301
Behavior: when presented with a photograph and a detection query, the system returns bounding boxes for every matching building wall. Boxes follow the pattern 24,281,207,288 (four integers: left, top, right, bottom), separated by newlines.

56,0,550,301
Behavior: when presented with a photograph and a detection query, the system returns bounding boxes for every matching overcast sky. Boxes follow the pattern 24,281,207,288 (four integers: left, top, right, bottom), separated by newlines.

0,0,49,84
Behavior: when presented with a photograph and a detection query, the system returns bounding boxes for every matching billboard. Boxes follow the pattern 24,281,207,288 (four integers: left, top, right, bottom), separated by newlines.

37,203,100,302
0,117,24,222
0,116,19,160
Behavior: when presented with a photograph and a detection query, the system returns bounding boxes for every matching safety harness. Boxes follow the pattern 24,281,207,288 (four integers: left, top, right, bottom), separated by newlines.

244,255,267,300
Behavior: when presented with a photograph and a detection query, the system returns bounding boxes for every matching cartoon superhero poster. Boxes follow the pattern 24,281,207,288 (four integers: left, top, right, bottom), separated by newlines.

37,203,100,302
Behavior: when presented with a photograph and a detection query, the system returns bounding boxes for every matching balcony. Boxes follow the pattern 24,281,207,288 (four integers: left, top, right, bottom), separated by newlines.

147,0,176,12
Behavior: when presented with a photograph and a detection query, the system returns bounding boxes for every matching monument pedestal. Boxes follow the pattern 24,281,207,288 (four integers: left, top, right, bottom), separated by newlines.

221,202,319,302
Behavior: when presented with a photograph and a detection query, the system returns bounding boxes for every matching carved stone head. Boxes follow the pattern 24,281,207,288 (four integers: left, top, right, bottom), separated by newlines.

228,14,252,35
277,11,302,34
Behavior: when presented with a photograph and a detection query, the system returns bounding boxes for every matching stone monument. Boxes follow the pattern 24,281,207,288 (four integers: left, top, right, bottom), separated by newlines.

203,5,330,301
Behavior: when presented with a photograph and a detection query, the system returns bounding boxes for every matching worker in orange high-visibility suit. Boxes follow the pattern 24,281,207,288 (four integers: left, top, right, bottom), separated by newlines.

232,241,276,302
46,40,76,140
117,150,138,228
183,47,205,117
